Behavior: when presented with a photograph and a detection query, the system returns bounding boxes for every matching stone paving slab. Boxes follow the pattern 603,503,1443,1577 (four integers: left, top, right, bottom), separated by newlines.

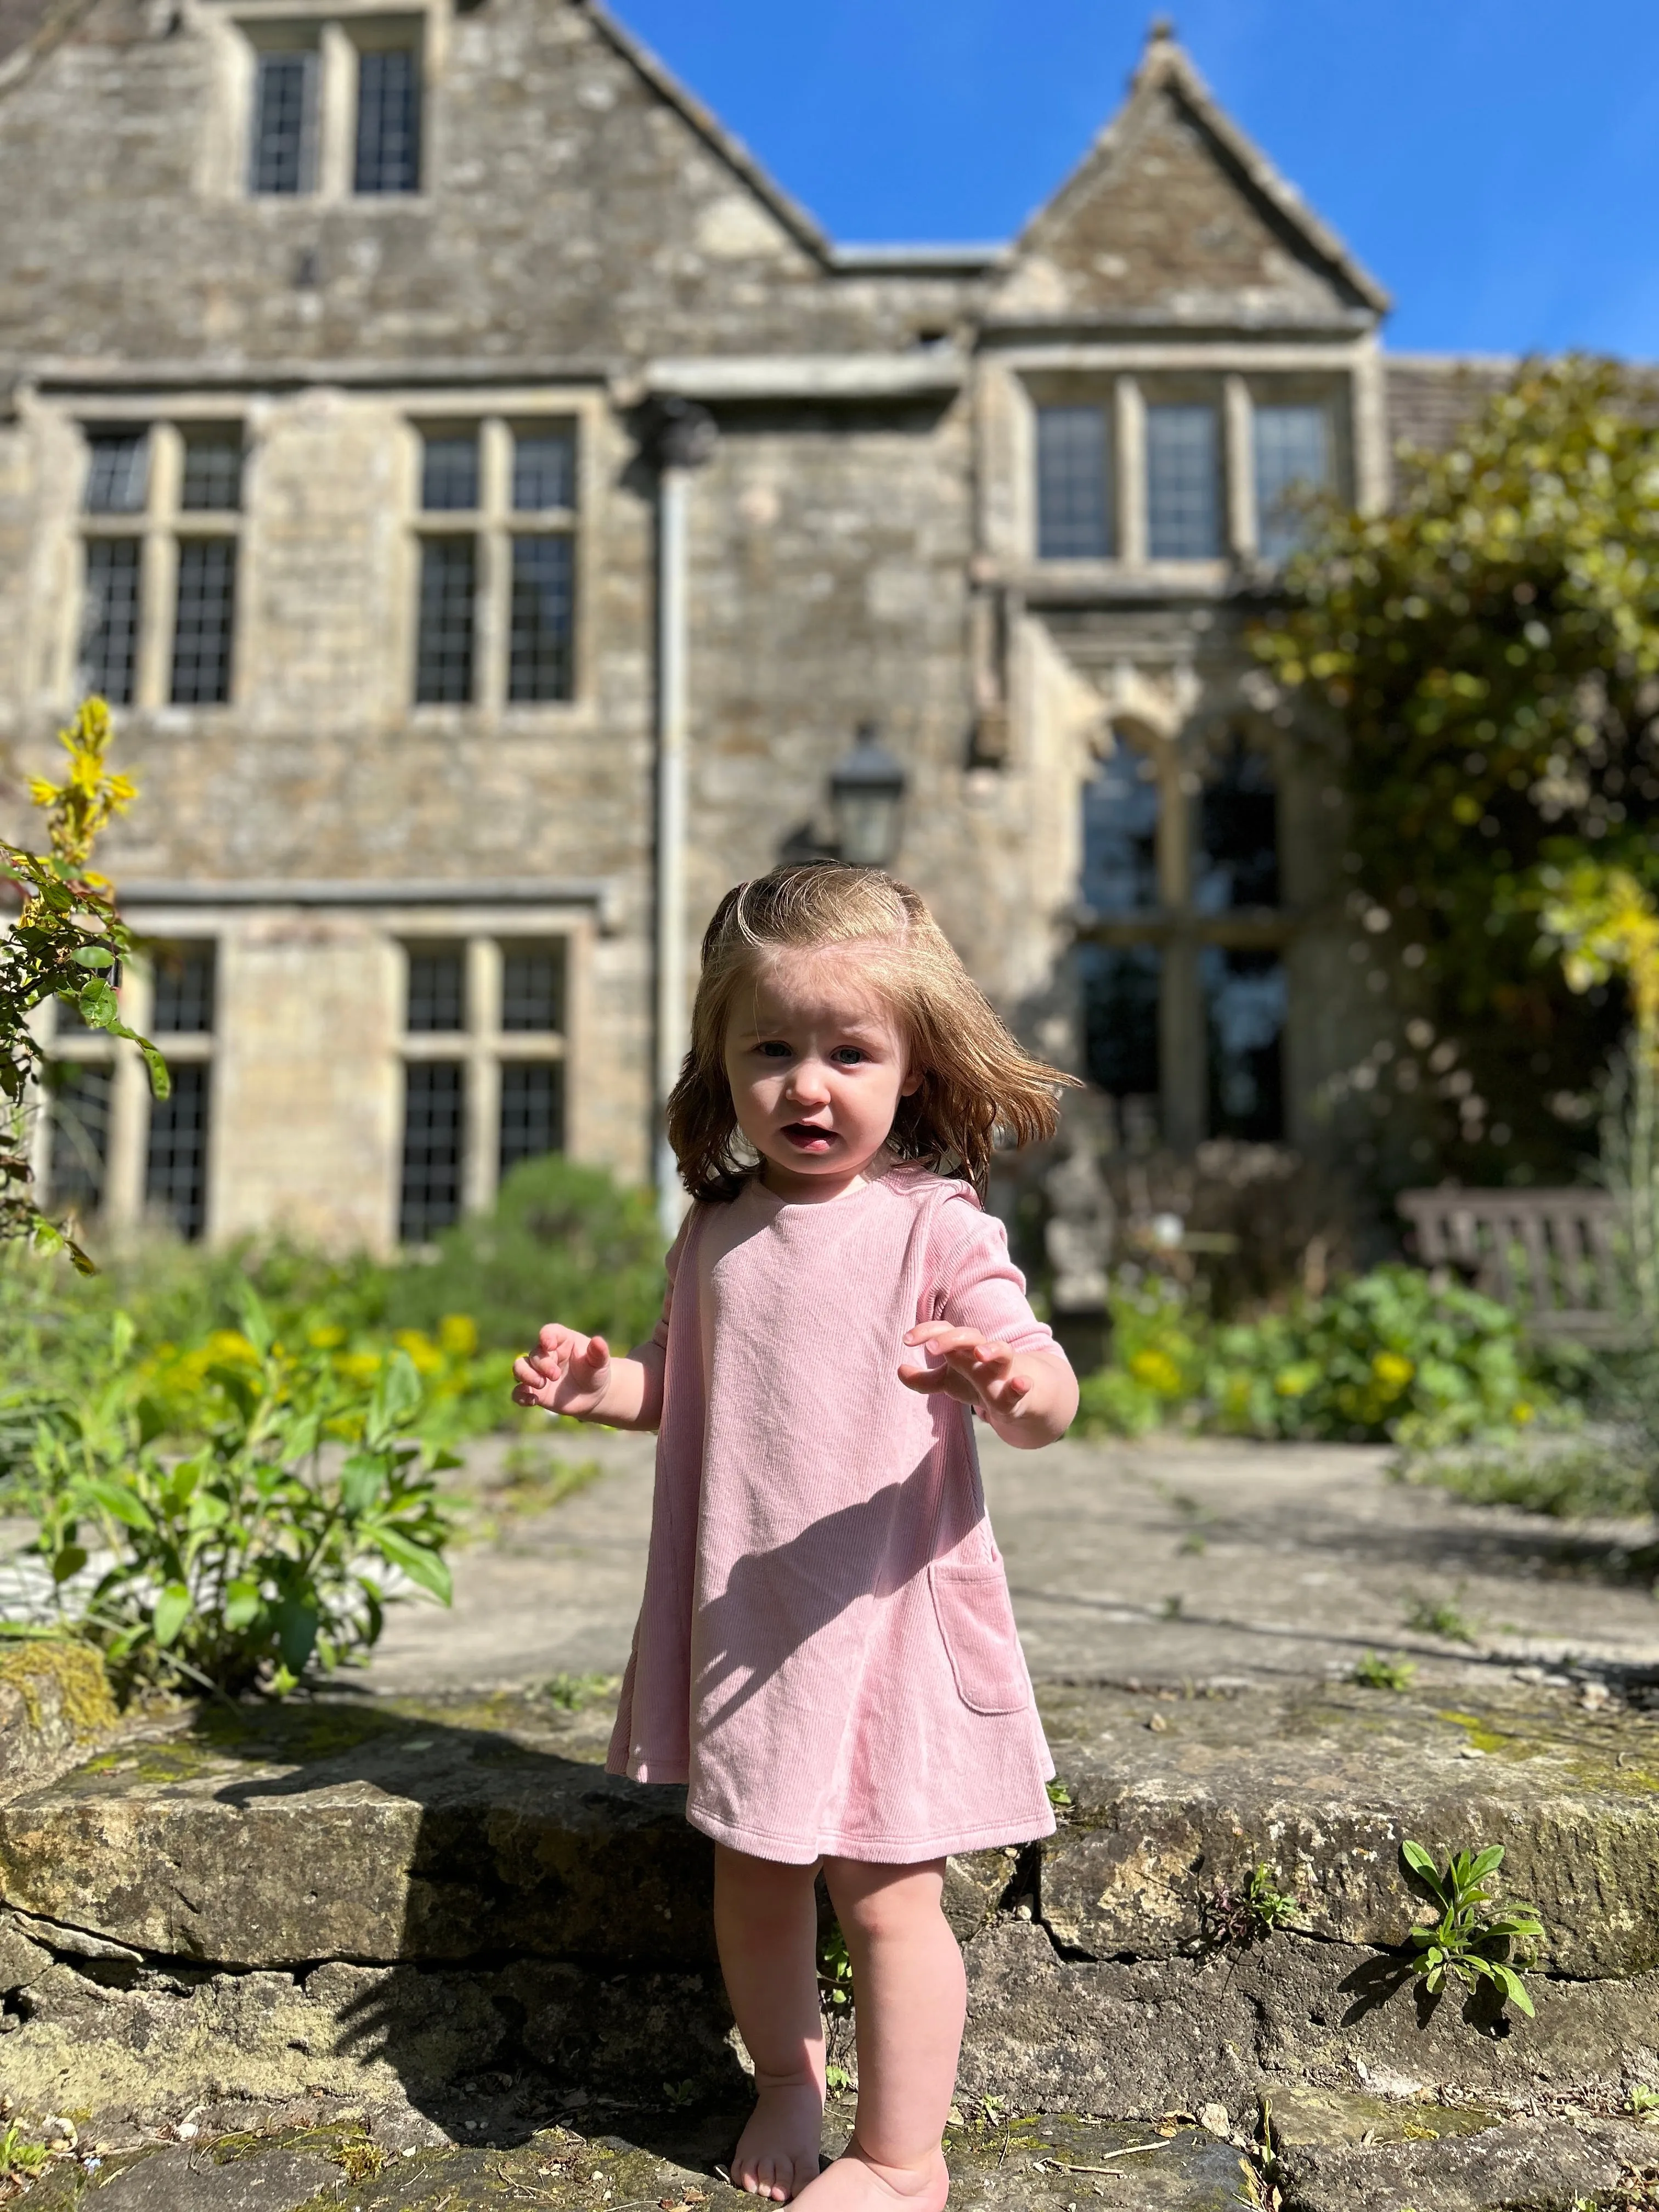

363,1433,1659,1696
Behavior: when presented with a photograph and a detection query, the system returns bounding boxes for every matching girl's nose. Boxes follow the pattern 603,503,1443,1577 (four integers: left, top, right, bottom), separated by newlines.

786,1059,831,1104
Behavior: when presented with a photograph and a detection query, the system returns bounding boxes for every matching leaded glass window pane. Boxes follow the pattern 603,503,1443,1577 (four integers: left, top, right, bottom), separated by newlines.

508,537,574,703
407,946,466,1032
170,540,236,704
1203,947,1286,1141
181,431,244,513
250,52,316,195
415,538,476,703
84,432,149,514
1196,740,1279,913
146,1062,210,1240
81,539,141,704
499,1063,564,1173
501,944,565,1032
354,48,420,193
1080,943,1161,1103
1254,403,1331,562
1035,405,1111,560
151,943,216,1034
1146,403,1221,559
400,1063,463,1241
421,435,478,512
47,1063,112,1217
1081,751,1160,913
512,428,576,512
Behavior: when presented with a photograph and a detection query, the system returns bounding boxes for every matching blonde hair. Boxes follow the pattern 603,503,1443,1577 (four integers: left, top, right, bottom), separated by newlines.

667,862,1077,1204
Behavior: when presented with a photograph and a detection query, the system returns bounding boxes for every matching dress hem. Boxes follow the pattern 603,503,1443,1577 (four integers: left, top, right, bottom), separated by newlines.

682,1799,1059,1867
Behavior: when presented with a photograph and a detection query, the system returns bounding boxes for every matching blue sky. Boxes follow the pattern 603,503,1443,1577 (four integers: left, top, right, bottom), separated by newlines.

616,1,1659,357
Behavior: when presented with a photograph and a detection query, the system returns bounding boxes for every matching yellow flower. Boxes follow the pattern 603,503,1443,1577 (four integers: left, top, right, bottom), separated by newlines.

1513,1399,1535,1425
1370,1351,1415,1393
393,1328,444,1375
438,1313,479,1357
1273,1362,1319,1399
1128,1347,1185,1397
308,1324,347,1349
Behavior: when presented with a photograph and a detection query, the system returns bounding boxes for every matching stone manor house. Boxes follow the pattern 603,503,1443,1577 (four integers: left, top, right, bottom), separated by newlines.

0,0,1489,1250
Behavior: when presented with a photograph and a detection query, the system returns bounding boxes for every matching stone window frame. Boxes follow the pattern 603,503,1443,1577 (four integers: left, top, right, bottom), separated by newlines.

1013,357,1360,577
397,932,573,1240
404,409,588,719
74,412,247,714
1074,718,1299,1153
224,4,432,206
33,946,218,1238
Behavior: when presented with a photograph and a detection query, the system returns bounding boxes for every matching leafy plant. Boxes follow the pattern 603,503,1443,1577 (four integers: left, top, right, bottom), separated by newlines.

0,2121,48,2180
8,1289,453,1696
1399,1839,1544,2016
541,1671,617,1711
818,1923,854,2011
332,2137,388,2183
1629,2085,1659,2120
1205,1864,1301,1948
1399,1437,1652,1521
1352,1650,1417,1691
1404,1592,1479,1645
1,699,166,1265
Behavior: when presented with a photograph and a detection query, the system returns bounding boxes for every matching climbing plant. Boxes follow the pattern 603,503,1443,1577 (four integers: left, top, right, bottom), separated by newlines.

0,698,165,1266
1251,355,1659,1179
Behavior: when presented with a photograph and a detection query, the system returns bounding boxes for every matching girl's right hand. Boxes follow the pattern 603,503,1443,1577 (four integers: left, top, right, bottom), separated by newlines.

511,1324,614,1419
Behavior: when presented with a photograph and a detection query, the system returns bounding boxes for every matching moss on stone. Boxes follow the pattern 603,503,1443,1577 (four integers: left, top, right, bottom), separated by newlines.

0,1638,116,1740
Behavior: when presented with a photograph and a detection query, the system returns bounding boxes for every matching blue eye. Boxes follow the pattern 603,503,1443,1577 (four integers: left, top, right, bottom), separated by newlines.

757,1040,793,1058
831,1047,868,1066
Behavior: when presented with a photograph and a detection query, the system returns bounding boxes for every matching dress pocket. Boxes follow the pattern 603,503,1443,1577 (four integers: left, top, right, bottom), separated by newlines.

927,1560,1031,1716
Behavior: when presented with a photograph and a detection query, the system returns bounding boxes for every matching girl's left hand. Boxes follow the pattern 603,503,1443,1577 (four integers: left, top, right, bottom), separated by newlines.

898,1321,1032,1418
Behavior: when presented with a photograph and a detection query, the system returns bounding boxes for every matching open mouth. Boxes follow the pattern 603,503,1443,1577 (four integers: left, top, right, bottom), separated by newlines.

781,1122,837,1153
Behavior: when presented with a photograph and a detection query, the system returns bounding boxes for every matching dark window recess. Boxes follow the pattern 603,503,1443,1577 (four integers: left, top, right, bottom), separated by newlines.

84,432,148,515
512,428,576,511
508,537,574,703
1254,404,1330,562
81,539,141,705
1146,403,1221,560
499,1062,565,1174
400,1062,464,1241
250,52,317,195
354,48,420,193
47,1062,112,1216
1197,739,1279,913
1081,752,1160,913
150,942,216,1034
1203,947,1286,1142
1080,943,1161,1102
170,539,236,705
407,946,466,1032
146,1062,210,1240
420,435,478,512
180,432,244,513
415,538,476,703
1035,405,1111,560
501,943,565,1032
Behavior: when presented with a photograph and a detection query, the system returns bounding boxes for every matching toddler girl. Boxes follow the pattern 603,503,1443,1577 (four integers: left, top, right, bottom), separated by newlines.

512,863,1079,2212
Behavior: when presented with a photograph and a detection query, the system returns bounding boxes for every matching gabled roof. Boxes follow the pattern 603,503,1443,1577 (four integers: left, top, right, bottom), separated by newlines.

998,20,1390,326
575,0,834,268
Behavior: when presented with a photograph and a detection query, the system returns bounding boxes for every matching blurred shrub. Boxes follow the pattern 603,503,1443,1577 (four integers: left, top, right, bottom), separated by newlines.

1077,1264,1559,1448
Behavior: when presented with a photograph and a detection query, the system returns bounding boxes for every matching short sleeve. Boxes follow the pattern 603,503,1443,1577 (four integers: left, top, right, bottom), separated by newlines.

929,1190,1064,1361
648,1211,693,1353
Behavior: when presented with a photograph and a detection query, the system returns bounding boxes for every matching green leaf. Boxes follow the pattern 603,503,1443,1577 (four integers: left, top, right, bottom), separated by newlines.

1400,1839,1444,1894
82,1479,155,1533
367,1350,423,1444
152,1582,191,1648
222,1578,263,1631
1488,1962,1535,2017
366,1525,452,1605
71,945,114,969
338,1452,388,1517
50,1544,88,1584
274,1595,319,1674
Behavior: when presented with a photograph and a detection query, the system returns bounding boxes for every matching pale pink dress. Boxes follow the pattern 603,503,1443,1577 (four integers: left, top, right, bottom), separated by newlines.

605,1161,1062,1865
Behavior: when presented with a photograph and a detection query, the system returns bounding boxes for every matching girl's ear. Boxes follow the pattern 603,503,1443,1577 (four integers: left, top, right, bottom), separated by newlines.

899,1063,924,1099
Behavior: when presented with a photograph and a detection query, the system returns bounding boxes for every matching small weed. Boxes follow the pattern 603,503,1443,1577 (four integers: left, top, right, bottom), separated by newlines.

541,1672,617,1711
333,2136,387,2183
818,1925,854,2011
1178,1531,1208,1555
0,2124,48,2181
1399,1839,1544,2016
1352,1650,1417,1691
1160,1594,1185,1621
1206,1864,1301,1948
1630,2085,1659,2119
1403,1590,1478,1644
825,2065,850,2093
493,1446,606,1516
662,2080,698,2109
1045,1779,1072,1808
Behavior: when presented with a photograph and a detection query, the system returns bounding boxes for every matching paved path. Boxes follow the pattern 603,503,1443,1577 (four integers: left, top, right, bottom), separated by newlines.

362,1427,1659,1695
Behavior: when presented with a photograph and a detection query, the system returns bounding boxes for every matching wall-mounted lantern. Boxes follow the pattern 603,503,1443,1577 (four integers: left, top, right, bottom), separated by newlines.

830,722,907,869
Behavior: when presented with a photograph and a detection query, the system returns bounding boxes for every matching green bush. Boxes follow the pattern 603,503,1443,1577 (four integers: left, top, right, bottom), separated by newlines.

11,1290,452,1696
384,1153,665,1353
1077,1265,1558,1448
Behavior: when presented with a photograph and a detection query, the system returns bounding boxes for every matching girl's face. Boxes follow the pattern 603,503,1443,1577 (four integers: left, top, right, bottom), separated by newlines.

724,946,920,1201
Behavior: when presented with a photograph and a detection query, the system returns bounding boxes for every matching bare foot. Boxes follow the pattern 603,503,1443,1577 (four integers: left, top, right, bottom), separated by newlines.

791,2143,950,2212
730,2084,825,2203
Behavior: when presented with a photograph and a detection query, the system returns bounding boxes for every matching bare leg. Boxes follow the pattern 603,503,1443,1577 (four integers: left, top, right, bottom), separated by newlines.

791,1858,962,2212
714,1843,826,2203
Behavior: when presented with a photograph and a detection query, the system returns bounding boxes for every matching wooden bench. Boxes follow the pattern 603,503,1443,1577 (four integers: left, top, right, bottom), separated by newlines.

1397,1187,1643,1346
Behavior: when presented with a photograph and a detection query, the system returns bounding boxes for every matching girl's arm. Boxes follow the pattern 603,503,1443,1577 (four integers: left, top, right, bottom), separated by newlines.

898,1323,1077,1448
511,1325,667,1432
